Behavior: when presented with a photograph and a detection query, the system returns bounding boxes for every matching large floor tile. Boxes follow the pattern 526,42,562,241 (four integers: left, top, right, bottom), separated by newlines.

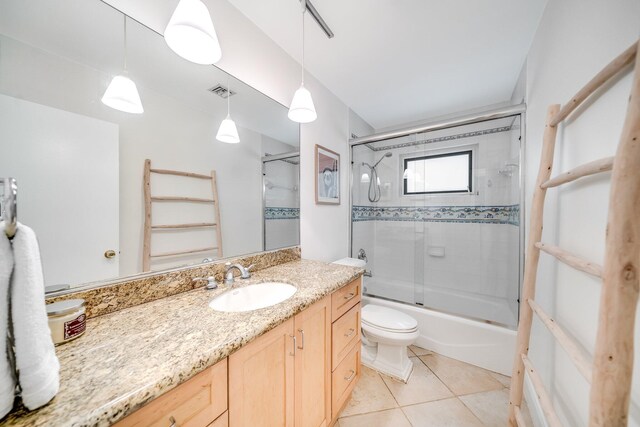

419,353,503,396
338,365,398,417
402,398,484,427
338,408,412,427
381,357,453,406
409,345,432,356
489,371,511,388
459,388,510,426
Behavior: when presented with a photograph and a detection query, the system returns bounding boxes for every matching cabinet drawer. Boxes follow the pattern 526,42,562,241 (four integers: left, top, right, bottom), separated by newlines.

332,303,361,369
208,411,228,427
331,277,361,322
331,342,360,420
115,359,228,427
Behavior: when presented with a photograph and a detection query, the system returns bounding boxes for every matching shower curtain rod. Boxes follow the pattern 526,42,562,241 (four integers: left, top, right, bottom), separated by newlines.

349,104,526,147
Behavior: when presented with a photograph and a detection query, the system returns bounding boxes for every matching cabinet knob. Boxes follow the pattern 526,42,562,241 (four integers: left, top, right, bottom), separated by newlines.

104,250,117,259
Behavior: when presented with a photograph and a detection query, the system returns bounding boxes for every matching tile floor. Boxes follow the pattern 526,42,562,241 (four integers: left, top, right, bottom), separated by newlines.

336,345,533,427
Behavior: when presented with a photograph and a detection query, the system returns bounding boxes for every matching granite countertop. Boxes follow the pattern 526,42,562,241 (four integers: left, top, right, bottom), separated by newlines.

4,259,363,427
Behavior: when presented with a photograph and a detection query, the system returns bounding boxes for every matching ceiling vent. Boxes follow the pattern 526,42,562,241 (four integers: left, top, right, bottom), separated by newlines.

208,84,236,99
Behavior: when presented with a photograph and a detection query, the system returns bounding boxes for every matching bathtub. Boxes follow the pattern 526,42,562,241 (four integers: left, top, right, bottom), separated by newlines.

362,294,517,376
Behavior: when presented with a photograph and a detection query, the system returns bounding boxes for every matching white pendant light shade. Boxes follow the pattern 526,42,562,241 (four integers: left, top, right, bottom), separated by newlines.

361,172,370,183
216,115,240,143
164,0,222,65
101,75,144,114
288,84,317,123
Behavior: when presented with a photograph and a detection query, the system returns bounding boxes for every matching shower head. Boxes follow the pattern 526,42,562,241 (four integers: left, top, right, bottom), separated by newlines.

373,151,392,168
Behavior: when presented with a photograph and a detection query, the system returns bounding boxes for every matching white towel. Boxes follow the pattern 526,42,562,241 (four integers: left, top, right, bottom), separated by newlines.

0,224,16,417
10,223,59,410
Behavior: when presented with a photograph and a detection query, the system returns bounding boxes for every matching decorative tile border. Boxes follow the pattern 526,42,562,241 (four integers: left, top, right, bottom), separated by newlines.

265,207,300,220
352,205,520,225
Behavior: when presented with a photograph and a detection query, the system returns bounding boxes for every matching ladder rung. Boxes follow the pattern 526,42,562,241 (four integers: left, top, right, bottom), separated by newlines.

150,246,218,258
151,196,215,203
521,355,564,427
550,41,638,126
152,222,217,229
535,242,603,278
541,156,614,189
528,299,592,383
150,168,212,180
514,406,527,427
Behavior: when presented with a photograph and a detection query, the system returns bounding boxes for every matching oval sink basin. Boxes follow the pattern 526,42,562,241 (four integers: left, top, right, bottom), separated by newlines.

209,282,297,312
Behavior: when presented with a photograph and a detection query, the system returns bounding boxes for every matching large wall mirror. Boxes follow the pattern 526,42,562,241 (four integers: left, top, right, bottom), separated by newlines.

0,0,300,290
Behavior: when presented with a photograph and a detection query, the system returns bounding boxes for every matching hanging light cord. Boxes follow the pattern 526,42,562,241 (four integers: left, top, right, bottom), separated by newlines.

301,0,306,84
123,14,128,72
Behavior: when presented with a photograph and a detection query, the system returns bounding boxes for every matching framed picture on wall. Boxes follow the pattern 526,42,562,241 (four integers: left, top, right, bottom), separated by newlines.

315,144,340,205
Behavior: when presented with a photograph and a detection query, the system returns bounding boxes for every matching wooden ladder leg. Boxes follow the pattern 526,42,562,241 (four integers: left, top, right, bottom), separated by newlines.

210,170,223,258
589,40,640,427
508,104,561,426
142,159,152,272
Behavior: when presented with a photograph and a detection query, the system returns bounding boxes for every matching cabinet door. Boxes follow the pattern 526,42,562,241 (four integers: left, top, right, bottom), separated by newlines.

294,296,331,427
229,318,295,427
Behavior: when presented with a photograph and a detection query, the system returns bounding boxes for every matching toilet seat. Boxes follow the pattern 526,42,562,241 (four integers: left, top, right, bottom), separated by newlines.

362,305,418,333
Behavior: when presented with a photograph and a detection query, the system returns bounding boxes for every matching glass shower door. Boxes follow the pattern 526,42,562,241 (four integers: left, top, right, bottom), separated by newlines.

351,116,522,328
263,154,300,251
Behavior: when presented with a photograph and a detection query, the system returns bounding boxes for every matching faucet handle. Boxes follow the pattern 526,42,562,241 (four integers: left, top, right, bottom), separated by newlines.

242,264,255,279
192,276,218,290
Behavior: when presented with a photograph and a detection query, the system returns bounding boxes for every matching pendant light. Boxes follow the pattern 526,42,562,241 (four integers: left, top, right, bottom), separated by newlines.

288,0,317,123
216,81,239,144
164,0,222,65
102,15,144,114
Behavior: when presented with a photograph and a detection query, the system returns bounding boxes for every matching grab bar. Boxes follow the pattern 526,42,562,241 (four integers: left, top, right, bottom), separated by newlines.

0,178,17,238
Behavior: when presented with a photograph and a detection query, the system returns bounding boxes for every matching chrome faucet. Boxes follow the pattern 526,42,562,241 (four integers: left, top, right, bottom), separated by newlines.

224,262,254,286
192,276,218,290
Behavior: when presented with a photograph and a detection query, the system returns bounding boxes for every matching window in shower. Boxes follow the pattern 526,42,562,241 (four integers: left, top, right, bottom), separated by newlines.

403,149,472,195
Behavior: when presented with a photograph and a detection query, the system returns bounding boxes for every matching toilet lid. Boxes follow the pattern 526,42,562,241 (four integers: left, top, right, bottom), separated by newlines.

361,304,418,332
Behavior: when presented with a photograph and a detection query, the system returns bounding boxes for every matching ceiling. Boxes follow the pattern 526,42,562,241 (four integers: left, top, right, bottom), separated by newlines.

227,0,547,130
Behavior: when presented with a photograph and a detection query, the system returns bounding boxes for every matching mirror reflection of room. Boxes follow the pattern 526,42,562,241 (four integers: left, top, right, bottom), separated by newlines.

0,0,300,289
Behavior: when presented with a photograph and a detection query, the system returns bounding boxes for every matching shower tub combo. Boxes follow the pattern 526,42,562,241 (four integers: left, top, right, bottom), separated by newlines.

350,106,524,376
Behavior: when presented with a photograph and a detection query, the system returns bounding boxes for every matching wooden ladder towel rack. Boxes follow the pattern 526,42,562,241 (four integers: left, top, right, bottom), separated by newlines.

142,159,223,272
508,39,640,427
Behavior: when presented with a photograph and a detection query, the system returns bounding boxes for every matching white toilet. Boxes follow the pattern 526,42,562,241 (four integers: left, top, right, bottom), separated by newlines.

332,257,419,383
361,304,419,382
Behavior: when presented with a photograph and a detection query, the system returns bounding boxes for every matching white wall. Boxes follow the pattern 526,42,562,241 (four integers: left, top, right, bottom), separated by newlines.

522,0,640,425
103,0,366,263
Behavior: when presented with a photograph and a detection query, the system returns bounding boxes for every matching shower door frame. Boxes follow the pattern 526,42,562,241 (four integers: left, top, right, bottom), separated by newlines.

262,151,300,251
348,104,527,328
